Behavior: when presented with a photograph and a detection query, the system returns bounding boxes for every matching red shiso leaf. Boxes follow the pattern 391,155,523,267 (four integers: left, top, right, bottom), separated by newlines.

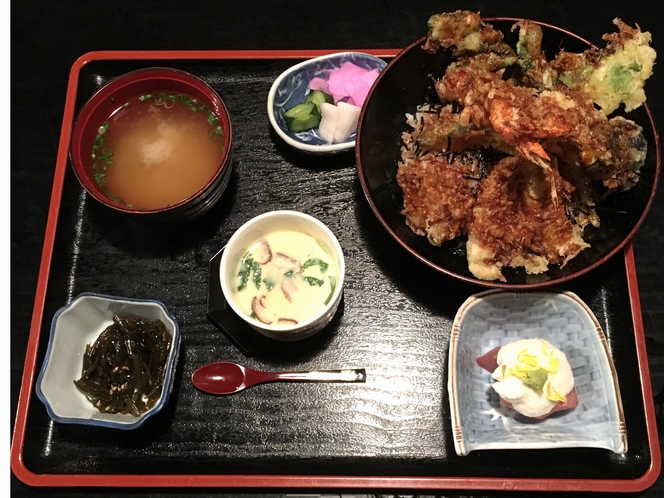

476,346,500,372
551,387,578,413
499,388,579,418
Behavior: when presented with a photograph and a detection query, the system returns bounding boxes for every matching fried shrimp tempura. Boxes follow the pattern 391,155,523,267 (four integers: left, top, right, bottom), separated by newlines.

398,11,655,281
438,65,578,170
466,157,589,281
437,63,647,192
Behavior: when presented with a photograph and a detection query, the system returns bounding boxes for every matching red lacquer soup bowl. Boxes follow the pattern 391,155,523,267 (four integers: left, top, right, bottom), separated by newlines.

70,67,233,222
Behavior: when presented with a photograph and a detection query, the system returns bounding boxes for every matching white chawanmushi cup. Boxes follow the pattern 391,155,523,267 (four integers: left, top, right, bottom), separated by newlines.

219,210,345,341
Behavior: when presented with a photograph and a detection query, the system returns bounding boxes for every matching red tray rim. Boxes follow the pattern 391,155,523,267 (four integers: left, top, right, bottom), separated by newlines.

10,48,662,492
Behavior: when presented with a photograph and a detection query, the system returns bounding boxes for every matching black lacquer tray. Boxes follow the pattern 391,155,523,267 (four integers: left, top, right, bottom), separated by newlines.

10,51,660,492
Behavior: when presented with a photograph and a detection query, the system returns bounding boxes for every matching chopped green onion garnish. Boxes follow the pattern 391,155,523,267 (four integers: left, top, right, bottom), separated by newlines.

302,258,329,272
324,276,337,305
251,261,262,290
236,256,254,291
304,276,325,286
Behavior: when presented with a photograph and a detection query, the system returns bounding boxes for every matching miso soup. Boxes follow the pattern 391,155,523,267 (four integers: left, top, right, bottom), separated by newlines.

232,230,338,327
91,92,225,210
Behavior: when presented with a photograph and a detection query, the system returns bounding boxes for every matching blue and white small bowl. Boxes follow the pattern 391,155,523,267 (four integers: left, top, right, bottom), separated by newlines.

36,292,180,430
267,52,387,155
448,289,627,456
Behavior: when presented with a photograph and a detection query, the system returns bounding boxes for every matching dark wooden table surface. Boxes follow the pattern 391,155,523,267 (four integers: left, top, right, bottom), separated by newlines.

11,0,664,496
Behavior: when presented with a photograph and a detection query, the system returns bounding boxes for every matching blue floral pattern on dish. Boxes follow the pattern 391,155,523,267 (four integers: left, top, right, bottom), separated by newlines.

269,52,387,153
448,289,627,456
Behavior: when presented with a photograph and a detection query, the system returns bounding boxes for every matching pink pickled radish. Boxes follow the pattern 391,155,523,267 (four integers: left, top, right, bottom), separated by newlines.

310,62,380,106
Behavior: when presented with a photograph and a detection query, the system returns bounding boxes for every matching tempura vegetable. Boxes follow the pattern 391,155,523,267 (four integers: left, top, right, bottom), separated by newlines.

553,19,656,114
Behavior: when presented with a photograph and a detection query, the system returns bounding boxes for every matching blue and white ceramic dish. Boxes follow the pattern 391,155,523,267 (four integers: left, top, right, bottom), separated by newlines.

448,289,627,456
36,292,180,430
267,52,387,155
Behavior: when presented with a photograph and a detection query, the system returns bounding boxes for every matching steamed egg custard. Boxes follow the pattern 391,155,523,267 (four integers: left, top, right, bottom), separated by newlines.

490,339,575,418
233,231,338,327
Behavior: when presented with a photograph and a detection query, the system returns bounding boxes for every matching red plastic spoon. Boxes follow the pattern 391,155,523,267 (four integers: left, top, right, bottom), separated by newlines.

191,362,367,395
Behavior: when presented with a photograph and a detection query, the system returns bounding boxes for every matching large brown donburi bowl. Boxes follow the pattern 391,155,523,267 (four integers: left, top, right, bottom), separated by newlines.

356,18,660,289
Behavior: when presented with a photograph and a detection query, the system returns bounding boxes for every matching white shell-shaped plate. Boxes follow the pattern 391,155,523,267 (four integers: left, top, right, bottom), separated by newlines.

448,289,627,456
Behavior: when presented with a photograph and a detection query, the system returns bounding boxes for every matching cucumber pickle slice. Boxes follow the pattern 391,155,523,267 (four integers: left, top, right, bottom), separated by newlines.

283,102,321,132
305,90,334,113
